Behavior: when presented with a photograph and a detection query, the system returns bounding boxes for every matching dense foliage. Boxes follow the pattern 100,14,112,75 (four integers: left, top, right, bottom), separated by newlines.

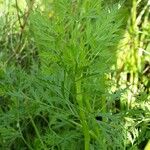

0,0,149,149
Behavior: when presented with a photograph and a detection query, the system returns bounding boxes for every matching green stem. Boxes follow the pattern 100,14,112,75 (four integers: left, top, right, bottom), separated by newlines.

76,76,90,150
29,115,47,150
101,95,106,114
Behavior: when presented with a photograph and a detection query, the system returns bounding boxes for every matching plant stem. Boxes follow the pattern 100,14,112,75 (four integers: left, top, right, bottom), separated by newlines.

29,115,47,150
76,75,90,150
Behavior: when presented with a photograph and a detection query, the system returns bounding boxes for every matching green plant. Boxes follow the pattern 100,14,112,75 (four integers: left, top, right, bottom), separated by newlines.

29,0,125,149
0,0,149,150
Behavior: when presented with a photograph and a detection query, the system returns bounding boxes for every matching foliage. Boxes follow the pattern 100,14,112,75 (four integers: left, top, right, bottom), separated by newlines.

0,0,149,150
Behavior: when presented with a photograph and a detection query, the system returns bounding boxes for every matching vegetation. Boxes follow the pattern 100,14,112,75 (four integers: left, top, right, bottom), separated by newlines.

0,0,149,149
